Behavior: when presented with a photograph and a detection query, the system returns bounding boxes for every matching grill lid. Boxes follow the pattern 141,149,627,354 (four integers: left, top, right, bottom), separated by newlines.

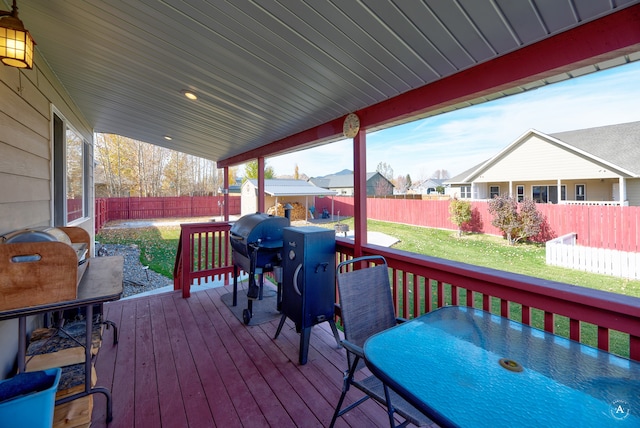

230,213,289,257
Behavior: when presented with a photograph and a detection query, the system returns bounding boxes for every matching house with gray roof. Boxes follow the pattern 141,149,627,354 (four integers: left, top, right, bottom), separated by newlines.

411,178,447,195
241,179,336,217
446,121,640,206
308,171,394,196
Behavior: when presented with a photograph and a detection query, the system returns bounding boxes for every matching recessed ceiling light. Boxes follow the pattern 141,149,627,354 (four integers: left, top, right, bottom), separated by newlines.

164,135,172,141
182,90,197,100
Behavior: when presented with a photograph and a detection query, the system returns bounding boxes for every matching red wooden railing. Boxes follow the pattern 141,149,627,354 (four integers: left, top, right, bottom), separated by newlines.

173,222,233,298
334,239,640,362
173,221,640,361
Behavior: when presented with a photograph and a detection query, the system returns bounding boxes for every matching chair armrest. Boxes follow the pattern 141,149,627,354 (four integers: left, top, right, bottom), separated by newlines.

341,339,364,358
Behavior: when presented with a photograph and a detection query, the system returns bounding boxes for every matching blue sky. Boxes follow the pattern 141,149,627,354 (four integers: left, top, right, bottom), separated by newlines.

266,60,640,181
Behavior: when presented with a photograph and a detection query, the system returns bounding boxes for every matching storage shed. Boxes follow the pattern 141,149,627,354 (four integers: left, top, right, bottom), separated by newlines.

241,179,336,220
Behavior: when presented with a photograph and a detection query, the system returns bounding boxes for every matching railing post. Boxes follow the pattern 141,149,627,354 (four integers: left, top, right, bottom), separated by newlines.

173,229,184,292
173,222,234,299
181,225,192,298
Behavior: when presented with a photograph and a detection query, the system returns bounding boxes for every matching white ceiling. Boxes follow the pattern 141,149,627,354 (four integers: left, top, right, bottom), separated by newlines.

14,0,640,164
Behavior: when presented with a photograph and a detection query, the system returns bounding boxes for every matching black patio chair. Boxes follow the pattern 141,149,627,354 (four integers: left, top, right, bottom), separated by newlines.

329,256,431,428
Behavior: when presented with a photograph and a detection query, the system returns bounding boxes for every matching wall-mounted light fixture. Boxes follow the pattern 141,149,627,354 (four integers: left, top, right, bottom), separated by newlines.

0,0,35,69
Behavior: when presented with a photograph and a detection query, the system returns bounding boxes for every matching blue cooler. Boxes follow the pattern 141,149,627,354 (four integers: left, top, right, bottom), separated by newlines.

0,368,61,428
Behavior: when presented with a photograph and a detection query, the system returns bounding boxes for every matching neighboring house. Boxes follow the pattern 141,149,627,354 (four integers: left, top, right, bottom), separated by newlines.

411,178,447,195
228,184,242,194
308,171,395,196
241,179,336,217
446,121,640,206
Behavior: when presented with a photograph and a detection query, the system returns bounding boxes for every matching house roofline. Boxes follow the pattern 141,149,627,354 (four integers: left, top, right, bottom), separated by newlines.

453,127,638,185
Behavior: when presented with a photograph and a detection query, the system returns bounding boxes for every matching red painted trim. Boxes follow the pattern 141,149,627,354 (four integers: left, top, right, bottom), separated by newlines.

258,157,265,213
544,311,554,333
353,130,367,256
570,318,580,342
501,299,509,318
631,336,640,361
482,294,490,311
182,228,191,298
448,282,458,306
392,268,399,315
218,5,640,167
598,326,610,351
223,166,229,221
522,305,530,325
402,271,409,319
362,4,640,128
218,117,344,167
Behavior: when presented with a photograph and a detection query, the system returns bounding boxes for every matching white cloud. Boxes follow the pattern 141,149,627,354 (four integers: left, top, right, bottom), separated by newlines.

268,61,640,180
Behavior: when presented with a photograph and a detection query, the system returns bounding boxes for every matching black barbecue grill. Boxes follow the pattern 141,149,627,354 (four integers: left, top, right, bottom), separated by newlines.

230,213,290,324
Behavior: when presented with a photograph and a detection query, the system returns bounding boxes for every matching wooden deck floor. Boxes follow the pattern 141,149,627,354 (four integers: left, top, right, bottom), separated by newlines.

90,285,420,427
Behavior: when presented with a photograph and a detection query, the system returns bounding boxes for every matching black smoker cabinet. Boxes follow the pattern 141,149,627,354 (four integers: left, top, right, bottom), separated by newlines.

275,226,341,364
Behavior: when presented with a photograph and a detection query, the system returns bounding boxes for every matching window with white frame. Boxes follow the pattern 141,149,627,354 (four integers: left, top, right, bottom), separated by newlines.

53,111,89,225
576,184,585,201
490,186,500,199
532,184,566,204
460,185,471,199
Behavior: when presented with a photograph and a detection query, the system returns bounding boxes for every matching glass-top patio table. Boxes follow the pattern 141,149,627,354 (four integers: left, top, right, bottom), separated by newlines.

364,306,640,427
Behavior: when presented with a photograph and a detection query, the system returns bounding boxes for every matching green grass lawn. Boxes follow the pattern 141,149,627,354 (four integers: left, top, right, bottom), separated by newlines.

97,218,640,297
331,218,640,298
97,217,640,357
97,226,180,278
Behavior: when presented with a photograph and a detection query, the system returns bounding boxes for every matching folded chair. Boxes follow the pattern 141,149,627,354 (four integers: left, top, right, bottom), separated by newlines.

329,256,431,428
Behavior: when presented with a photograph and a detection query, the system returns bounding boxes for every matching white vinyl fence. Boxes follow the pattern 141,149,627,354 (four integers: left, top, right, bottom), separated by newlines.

546,233,640,280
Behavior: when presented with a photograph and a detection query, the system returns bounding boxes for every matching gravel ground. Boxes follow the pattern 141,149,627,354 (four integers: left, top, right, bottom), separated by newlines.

96,243,172,298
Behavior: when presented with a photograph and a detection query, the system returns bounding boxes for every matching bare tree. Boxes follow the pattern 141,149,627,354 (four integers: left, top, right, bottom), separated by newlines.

95,134,137,196
96,133,221,197
376,162,394,182
373,178,393,196
395,175,409,194
431,169,450,180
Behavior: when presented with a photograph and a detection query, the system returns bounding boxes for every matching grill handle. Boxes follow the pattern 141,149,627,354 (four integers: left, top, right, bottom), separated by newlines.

293,264,303,296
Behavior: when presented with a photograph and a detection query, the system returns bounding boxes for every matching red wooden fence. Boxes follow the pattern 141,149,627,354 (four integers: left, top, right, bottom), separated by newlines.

95,195,640,252
95,196,241,232
314,197,640,252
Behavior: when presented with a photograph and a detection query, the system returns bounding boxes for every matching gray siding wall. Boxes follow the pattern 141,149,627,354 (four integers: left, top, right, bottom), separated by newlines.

627,179,640,206
0,52,93,378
